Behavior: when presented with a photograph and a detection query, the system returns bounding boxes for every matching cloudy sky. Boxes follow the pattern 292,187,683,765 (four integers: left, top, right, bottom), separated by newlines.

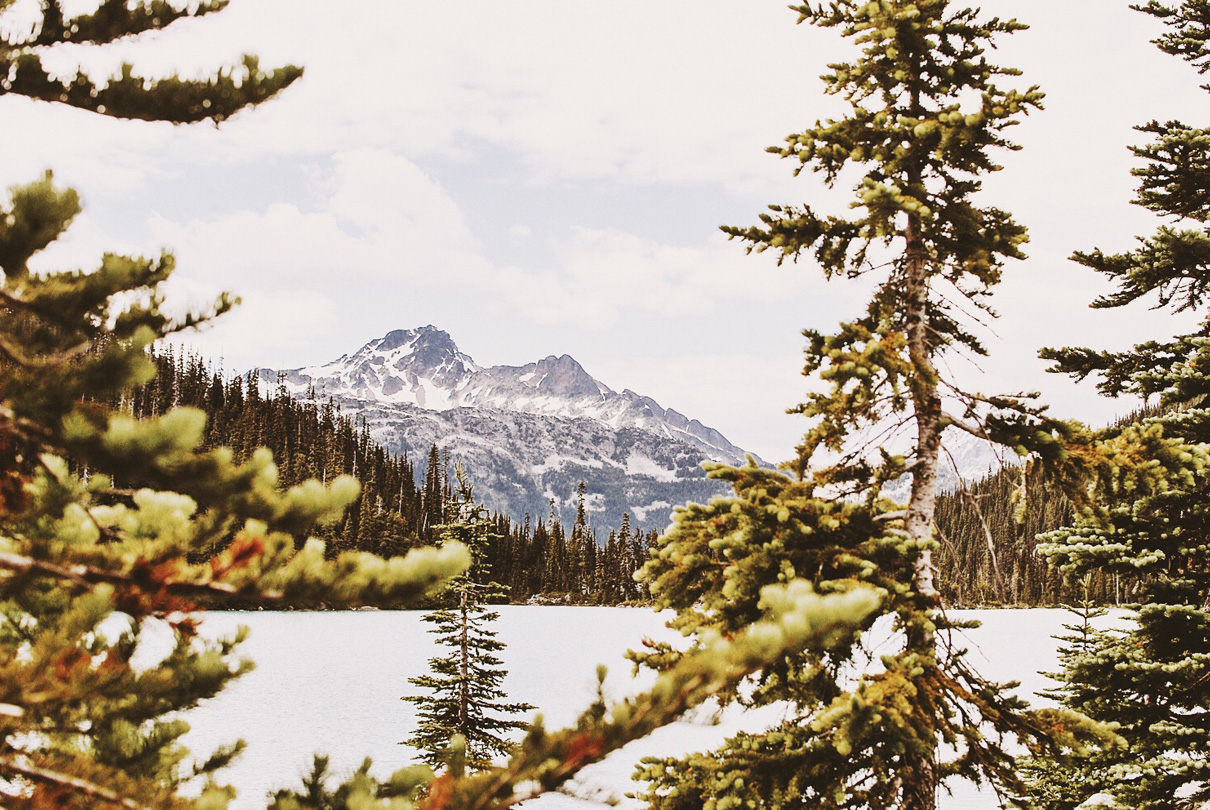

7,0,1205,462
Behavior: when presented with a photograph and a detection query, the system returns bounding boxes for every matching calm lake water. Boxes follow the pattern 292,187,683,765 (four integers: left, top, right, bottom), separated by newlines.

171,607,1085,810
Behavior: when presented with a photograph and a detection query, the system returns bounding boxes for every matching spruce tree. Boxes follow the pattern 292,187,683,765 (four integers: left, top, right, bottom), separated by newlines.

404,469,534,772
1027,2,1210,807
634,3,1112,809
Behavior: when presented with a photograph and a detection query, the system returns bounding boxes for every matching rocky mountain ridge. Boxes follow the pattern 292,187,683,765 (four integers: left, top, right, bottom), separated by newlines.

259,326,762,527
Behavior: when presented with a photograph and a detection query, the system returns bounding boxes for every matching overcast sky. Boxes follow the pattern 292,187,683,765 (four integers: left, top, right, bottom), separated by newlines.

8,0,1205,462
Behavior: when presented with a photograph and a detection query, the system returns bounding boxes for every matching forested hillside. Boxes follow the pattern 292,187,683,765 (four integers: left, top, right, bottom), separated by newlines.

934,464,1075,606
934,408,1162,607
111,349,657,604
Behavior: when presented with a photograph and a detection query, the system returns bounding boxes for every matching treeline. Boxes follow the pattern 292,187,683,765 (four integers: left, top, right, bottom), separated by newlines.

483,504,657,605
934,463,1077,606
114,348,656,604
933,406,1161,607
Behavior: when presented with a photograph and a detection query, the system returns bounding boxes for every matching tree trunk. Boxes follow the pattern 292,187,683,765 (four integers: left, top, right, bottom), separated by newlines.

458,586,469,735
902,216,940,810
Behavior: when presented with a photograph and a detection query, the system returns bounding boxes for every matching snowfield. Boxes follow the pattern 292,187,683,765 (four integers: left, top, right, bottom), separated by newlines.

177,607,1081,810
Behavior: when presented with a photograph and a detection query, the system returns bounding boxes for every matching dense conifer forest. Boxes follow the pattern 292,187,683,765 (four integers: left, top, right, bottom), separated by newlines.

932,406,1164,606
111,349,657,605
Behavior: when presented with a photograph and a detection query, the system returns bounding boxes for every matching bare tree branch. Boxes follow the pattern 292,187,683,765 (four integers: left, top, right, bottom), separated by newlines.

0,549,282,602
873,510,909,523
942,412,992,441
0,755,148,810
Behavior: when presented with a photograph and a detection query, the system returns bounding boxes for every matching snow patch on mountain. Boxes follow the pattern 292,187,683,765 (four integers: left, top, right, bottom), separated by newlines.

257,327,762,527
625,452,679,483
631,500,673,524
880,427,1019,503
265,327,756,468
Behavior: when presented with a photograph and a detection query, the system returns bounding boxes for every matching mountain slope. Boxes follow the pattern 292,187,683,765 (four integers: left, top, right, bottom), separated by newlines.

260,326,762,527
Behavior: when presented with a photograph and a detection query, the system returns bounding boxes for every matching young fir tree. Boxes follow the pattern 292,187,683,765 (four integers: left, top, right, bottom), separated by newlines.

404,469,535,773
1025,2,1210,807
633,3,1114,810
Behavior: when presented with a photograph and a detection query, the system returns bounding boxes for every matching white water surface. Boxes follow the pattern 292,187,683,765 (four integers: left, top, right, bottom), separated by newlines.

174,607,1085,810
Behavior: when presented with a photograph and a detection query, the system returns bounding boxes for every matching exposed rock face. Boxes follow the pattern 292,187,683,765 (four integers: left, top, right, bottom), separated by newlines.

258,326,763,528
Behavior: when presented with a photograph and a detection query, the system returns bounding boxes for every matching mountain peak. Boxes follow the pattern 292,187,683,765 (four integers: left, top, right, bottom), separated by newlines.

370,325,456,354
257,325,768,525
266,326,758,464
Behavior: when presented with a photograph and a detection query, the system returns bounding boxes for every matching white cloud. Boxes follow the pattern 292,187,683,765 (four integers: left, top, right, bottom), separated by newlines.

149,149,490,291
18,0,836,196
489,227,818,328
508,224,534,242
176,287,338,371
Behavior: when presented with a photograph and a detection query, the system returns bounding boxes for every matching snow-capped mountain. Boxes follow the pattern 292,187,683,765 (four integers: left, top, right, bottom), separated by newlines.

259,326,763,528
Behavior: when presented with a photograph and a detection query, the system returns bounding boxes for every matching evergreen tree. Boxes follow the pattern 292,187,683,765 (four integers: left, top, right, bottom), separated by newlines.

0,6,470,809
1015,597,1118,810
634,3,1112,810
404,469,534,772
421,444,446,541
1026,2,1210,807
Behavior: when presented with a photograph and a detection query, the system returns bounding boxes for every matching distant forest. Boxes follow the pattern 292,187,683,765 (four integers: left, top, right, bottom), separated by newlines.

112,348,1130,608
110,349,656,605
933,407,1161,607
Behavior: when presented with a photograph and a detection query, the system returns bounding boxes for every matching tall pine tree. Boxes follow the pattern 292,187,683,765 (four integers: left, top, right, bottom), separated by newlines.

635,3,1111,809
1028,2,1210,807
404,469,534,772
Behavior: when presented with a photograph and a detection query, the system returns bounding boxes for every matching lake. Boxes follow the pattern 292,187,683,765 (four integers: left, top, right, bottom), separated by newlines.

171,606,1087,810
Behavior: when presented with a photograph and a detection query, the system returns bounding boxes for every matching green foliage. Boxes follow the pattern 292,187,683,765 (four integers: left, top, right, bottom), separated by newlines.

1025,6,1210,807
0,170,471,810
635,464,1111,810
638,3,1115,809
267,756,431,810
404,470,534,772
0,1,302,123
118,353,426,558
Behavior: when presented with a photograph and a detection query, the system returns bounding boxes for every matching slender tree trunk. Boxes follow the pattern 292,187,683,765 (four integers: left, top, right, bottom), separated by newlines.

966,488,1009,604
903,217,941,598
902,216,940,810
458,586,469,735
